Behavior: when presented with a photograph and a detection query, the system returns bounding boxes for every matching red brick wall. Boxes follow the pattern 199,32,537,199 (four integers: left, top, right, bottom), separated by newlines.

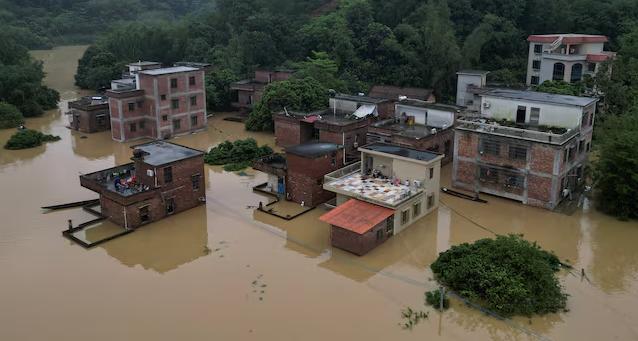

274,116,315,148
457,131,478,158
530,144,556,174
528,174,552,203
330,220,391,256
286,150,344,207
455,160,476,186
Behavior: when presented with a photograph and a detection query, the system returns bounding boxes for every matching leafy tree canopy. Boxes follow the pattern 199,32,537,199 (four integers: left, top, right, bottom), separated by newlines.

4,129,60,150
0,102,24,129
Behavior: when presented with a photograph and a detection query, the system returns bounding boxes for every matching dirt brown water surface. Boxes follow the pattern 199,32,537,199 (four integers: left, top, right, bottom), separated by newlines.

1,46,637,341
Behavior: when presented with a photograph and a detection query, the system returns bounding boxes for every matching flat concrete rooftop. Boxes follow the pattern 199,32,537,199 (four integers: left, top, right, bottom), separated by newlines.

132,141,204,166
361,143,441,162
140,66,199,76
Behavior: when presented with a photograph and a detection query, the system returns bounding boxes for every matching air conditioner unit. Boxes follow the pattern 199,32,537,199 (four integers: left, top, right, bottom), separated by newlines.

483,102,491,109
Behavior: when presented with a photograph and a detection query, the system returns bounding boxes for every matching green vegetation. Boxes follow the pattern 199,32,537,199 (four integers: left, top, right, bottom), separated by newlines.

425,290,449,311
399,307,428,330
593,113,638,220
534,80,585,96
430,235,567,317
245,77,328,131
0,31,59,117
4,129,60,150
0,102,24,129
204,138,273,171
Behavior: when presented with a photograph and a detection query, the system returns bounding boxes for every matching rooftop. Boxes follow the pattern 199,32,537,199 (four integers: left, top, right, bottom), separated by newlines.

371,120,450,139
457,70,490,76
396,100,461,112
319,199,394,234
324,172,420,207
139,66,199,76
369,85,433,101
527,34,608,44
285,142,342,159
69,95,109,108
334,94,388,104
482,89,598,107
132,141,204,166
456,116,579,145
128,61,162,67
361,143,441,162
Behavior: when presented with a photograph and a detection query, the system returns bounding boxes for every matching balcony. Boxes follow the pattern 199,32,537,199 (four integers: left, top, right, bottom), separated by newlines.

457,117,579,145
323,161,425,208
80,163,158,204
542,52,588,62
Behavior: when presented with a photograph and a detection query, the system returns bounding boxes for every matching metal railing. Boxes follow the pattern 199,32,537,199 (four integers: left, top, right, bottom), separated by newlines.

324,161,361,183
457,118,579,145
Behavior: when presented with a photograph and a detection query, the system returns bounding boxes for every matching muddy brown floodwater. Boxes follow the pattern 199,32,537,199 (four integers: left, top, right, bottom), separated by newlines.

0,45,637,341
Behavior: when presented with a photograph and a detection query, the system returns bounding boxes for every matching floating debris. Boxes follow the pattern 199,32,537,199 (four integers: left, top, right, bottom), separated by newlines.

399,307,428,330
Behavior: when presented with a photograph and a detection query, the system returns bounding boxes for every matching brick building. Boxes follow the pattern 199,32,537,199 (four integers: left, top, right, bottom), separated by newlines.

106,63,207,142
367,100,460,165
68,95,110,133
80,141,206,229
253,142,344,208
230,69,294,111
321,143,443,255
453,86,597,210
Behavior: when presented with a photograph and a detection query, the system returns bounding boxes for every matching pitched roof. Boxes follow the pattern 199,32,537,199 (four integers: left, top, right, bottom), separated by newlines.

369,85,434,101
320,199,394,234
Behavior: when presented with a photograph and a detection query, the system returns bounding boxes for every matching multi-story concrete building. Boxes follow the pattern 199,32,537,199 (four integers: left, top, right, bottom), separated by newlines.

453,87,597,209
106,63,207,142
526,34,615,86
230,69,294,111
68,95,110,133
79,141,206,229
367,100,460,165
321,143,443,255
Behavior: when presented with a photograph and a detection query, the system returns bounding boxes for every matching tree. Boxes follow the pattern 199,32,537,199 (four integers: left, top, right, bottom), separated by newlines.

593,111,638,220
4,129,60,150
0,102,24,129
245,77,327,131
204,138,273,171
293,51,346,91
205,69,239,111
431,234,567,317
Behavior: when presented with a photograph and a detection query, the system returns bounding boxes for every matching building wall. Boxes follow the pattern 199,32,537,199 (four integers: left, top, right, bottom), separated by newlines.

481,95,585,128
286,150,344,207
273,116,315,148
395,104,455,128
330,220,391,256
318,122,369,157
456,73,487,107
71,109,110,133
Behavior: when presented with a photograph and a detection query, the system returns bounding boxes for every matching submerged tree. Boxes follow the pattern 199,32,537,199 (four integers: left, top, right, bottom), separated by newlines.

4,129,60,150
0,102,24,129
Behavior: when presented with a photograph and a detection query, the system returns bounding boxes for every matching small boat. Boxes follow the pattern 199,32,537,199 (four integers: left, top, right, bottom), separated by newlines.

41,199,100,210
441,187,487,203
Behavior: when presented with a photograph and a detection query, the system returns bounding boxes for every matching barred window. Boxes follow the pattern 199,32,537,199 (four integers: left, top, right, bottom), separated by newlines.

479,167,498,183
509,145,527,160
505,174,524,189
481,139,500,156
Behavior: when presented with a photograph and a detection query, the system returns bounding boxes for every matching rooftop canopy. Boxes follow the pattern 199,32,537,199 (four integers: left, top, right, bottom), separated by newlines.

131,141,204,166
320,199,394,234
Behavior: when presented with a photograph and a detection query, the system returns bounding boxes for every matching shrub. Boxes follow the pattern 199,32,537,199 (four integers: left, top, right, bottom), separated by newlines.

430,234,566,317
425,290,449,310
204,138,273,171
0,102,24,129
4,129,61,150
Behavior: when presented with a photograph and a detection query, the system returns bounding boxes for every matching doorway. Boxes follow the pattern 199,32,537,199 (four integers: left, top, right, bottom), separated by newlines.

516,106,526,124
166,198,175,215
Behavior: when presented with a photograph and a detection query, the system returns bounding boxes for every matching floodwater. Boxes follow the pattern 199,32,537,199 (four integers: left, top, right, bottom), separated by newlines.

0,45,637,341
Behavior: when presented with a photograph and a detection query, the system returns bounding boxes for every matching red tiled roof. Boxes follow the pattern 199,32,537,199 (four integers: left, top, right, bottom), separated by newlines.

527,35,608,44
586,54,611,62
319,199,394,234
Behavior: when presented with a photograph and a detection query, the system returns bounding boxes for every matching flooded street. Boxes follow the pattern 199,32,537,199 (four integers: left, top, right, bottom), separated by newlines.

1,45,637,341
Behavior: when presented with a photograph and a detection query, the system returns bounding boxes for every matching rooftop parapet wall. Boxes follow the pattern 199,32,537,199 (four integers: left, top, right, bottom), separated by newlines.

456,117,579,145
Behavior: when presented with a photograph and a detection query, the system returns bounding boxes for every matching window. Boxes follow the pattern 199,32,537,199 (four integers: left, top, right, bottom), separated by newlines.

589,112,594,127
516,106,526,124
444,140,451,157
578,140,585,154
128,102,135,111
137,101,143,109
564,149,570,163
553,62,565,81
569,146,576,161
192,174,201,190
130,122,136,132
479,167,498,183
509,145,527,160
164,167,173,184
171,99,179,109
191,115,198,127
162,115,168,121
190,96,197,106
530,107,540,125
588,63,596,72
532,60,541,70
429,167,434,179
413,202,421,218
586,142,591,152
170,78,178,88
401,210,410,225
189,76,196,86
139,206,150,223
139,120,145,130
376,229,383,241
385,217,393,235
505,174,524,189
427,194,435,209
531,76,539,85
534,44,542,54
161,94,166,101
173,119,181,130
481,139,500,156
571,63,583,82
166,197,175,214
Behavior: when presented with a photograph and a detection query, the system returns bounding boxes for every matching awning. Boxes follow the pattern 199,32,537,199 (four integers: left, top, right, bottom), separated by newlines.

353,104,376,118
320,199,394,234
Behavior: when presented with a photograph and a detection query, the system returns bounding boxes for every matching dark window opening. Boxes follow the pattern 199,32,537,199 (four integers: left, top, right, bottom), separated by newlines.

191,115,198,127
128,103,135,111
516,106,526,124
401,210,409,225
509,146,527,160
166,198,175,214
173,119,181,130
164,167,173,184
161,94,166,101
130,122,136,132
170,78,178,88
429,167,434,179
376,229,383,241
413,202,421,218
385,217,393,235
192,174,201,190
553,63,565,81
571,63,583,82
532,60,541,70
139,120,145,130
427,194,434,209
481,139,500,156
444,140,451,157
534,44,543,54
171,99,179,109
190,96,197,106
588,63,596,72
139,206,150,223
162,115,168,121
479,167,498,183
189,76,196,86
136,101,143,109
531,76,539,85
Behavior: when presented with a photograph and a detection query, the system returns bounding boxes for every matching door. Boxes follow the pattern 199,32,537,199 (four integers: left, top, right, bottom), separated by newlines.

516,106,526,124
277,177,285,195
166,198,175,215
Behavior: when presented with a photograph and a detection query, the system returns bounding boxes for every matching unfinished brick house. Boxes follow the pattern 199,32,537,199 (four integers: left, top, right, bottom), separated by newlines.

106,62,207,142
367,100,460,165
80,141,206,229
253,142,345,208
321,143,443,255
68,95,110,133
453,86,597,210
230,69,294,111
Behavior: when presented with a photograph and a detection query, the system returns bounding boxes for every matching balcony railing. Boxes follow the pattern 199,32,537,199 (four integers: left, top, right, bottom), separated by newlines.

457,118,579,145
324,161,361,183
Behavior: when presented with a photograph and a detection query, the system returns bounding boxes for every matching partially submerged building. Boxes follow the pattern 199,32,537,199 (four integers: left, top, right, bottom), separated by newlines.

253,142,345,208
368,100,460,164
106,62,207,142
80,141,206,229
321,143,443,255
68,95,110,133
230,69,294,111
453,86,597,209
525,34,615,86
